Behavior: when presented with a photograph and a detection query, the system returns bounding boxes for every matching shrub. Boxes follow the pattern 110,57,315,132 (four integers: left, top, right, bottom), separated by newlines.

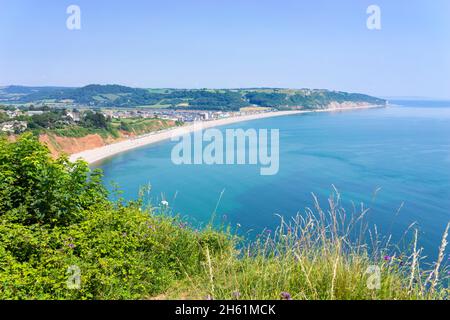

0,134,231,299
0,203,228,299
0,133,106,226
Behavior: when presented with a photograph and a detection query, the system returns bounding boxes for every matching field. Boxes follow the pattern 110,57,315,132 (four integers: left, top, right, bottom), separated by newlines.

111,118,176,135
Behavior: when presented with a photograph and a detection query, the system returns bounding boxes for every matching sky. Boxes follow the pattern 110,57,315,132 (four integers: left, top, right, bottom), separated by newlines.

0,0,449,99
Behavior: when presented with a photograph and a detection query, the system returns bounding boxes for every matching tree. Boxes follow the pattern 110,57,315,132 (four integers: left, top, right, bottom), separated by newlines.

0,112,8,123
0,133,107,226
82,111,110,129
119,121,132,131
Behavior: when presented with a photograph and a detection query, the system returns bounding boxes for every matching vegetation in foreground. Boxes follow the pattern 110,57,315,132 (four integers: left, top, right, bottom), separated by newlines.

0,134,449,300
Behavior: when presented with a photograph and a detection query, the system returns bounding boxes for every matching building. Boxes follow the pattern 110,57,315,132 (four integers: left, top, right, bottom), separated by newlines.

200,112,210,121
6,109,22,118
66,111,81,122
1,120,28,133
27,111,45,116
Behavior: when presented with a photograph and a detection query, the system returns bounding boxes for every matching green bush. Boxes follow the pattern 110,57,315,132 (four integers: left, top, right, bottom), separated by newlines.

0,134,230,299
0,203,228,299
0,133,106,226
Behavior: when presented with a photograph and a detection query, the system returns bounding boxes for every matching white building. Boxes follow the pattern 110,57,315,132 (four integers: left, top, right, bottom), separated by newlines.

1,121,28,133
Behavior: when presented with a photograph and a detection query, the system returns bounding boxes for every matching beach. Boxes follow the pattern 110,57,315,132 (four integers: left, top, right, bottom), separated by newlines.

70,105,384,164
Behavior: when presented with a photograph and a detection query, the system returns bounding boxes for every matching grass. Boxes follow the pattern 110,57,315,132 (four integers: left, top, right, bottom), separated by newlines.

134,104,172,109
47,118,175,139
239,106,272,112
50,126,117,139
1,134,449,300
111,118,175,135
156,189,450,300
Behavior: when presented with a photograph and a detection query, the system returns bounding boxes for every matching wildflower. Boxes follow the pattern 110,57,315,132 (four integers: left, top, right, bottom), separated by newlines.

205,294,213,300
265,229,272,234
280,292,292,300
179,222,187,229
232,291,241,299
384,255,391,261
161,200,169,206
68,243,75,249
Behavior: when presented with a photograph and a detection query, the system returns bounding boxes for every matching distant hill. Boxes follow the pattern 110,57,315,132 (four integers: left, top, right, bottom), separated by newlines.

0,84,387,110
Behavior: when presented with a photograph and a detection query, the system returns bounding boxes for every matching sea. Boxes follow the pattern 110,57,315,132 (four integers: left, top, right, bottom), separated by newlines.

94,100,450,258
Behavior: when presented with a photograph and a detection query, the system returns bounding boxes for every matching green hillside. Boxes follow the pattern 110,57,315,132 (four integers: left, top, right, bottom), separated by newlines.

0,85,387,110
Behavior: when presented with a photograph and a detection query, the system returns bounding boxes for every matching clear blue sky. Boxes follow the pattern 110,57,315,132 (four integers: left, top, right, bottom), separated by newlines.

0,0,449,98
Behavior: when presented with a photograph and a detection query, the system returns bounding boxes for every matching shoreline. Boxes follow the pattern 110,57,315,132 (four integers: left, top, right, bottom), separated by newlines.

69,104,385,164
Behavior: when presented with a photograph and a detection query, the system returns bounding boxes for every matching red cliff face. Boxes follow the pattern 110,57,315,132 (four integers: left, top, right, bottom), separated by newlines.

39,133,124,158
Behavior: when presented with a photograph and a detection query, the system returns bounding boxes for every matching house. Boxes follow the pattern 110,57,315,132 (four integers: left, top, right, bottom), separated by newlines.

27,110,44,116
200,112,210,121
6,109,22,118
66,111,81,122
1,120,28,133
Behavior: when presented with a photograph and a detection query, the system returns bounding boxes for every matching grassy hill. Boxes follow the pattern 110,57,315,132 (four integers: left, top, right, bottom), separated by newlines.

0,85,387,110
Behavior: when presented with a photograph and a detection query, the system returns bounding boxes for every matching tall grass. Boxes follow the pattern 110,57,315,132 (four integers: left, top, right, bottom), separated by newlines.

162,189,450,300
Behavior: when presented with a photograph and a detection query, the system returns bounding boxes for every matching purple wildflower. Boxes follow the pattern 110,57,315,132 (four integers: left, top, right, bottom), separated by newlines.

179,222,187,229
384,255,391,261
232,291,241,299
280,292,292,300
68,243,75,249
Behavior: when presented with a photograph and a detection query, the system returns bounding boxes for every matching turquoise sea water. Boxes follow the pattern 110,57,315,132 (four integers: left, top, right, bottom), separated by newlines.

96,101,450,256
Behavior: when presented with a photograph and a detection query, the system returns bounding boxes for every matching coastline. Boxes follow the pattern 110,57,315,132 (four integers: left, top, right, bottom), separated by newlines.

69,104,385,164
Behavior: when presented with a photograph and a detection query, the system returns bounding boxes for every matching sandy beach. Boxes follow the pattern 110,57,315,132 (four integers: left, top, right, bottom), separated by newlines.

70,105,385,164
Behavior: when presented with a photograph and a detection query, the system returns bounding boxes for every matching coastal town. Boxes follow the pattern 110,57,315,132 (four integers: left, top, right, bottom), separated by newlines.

0,105,274,134
0,85,385,162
